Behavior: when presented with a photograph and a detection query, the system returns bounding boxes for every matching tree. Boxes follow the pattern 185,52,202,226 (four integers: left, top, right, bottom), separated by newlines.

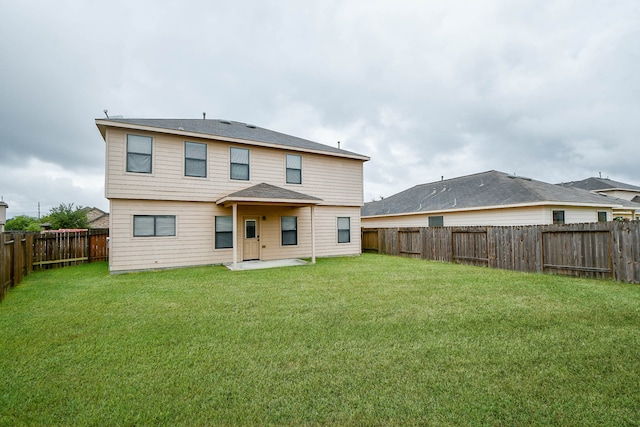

44,203,89,230
5,215,41,232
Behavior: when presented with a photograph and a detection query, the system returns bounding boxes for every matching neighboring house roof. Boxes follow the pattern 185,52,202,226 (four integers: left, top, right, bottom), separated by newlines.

82,207,110,228
362,170,640,217
558,177,640,192
95,118,369,161
217,183,322,207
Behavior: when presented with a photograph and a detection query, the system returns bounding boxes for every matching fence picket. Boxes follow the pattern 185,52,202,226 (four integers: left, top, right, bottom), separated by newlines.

363,221,640,284
0,229,109,302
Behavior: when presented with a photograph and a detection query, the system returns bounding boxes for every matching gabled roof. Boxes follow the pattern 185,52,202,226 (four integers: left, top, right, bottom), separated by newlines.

558,177,640,192
95,118,369,161
362,170,640,217
217,183,322,207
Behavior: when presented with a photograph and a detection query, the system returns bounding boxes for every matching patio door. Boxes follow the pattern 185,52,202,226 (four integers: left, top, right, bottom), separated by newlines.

243,218,260,260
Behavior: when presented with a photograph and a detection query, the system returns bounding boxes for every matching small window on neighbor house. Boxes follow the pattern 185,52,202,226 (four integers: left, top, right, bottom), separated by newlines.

185,142,207,177
281,216,298,246
337,217,351,243
133,215,175,237
127,134,152,173
286,154,302,184
598,211,607,222
230,147,250,180
428,216,444,227
553,210,565,224
215,216,233,249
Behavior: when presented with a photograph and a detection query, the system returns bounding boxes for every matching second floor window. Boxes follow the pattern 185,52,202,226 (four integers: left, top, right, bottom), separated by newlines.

127,134,152,173
185,142,207,177
230,147,249,180
286,154,302,184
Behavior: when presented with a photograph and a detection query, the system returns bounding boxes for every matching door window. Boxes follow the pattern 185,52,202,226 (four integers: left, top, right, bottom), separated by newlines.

245,220,257,239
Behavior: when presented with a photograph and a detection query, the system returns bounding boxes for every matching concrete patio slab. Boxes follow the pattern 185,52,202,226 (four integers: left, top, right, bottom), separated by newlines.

226,259,311,271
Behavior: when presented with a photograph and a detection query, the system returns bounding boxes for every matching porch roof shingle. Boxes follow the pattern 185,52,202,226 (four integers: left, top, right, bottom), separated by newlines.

217,183,322,206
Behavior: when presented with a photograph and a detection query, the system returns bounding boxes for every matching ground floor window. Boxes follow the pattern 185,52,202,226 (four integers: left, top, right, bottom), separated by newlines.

133,215,175,237
337,217,351,243
598,211,607,222
281,216,298,246
553,210,565,224
428,215,444,227
215,216,233,249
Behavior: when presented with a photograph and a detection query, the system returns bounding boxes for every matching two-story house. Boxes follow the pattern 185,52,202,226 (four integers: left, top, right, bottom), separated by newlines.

96,118,369,273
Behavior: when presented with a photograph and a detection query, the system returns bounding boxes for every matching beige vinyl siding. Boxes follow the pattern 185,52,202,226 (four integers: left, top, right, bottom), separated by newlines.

362,215,432,228
106,129,364,206
110,201,361,272
544,206,613,224
362,205,615,228
232,205,311,261
232,205,360,260
109,199,229,273
314,206,361,257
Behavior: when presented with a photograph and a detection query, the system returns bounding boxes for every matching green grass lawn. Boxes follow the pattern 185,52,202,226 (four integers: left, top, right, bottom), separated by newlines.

1,254,639,426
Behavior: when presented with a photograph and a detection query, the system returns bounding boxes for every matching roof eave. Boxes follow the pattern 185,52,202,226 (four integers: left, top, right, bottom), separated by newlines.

94,119,370,161
362,200,635,219
216,196,323,207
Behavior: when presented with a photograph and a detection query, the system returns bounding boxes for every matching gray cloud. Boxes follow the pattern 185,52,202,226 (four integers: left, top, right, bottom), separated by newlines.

1,0,639,216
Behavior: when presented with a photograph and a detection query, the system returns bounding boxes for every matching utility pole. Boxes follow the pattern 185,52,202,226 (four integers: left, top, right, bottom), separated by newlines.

38,202,40,220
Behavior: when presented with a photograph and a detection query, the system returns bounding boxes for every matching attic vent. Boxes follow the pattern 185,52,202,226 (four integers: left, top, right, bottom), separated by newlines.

246,124,256,129
220,120,232,125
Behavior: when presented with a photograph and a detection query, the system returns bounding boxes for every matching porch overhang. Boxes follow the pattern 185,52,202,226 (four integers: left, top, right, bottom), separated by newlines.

217,183,322,269
216,182,323,207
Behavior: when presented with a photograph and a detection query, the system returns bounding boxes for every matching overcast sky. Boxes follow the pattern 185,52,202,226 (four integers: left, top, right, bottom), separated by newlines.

1,0,639,218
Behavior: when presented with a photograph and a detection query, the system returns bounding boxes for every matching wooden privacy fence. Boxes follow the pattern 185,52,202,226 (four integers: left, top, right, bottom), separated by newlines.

0,229,109,302
362,221,640,284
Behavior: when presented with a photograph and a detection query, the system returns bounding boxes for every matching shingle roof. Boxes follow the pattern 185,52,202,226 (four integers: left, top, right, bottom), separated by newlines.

221,183,321,201
217,182,322,204
97,118,369,160
558,177,640,192
362,170,640,217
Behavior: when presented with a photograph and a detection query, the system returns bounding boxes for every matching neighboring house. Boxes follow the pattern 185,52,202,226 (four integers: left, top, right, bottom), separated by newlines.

361,170,640,228
558,177,640,219
0,200,7,232
96,118,369,273
83,207,110,229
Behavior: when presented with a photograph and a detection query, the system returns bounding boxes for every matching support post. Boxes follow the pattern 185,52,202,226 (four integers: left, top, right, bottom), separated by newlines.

311,205,316,264
232,203,238,270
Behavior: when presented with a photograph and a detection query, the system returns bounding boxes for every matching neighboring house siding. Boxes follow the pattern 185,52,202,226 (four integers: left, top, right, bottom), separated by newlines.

544,206,611,224
362,206,614,228
598,189,640,201
105,129,363,207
